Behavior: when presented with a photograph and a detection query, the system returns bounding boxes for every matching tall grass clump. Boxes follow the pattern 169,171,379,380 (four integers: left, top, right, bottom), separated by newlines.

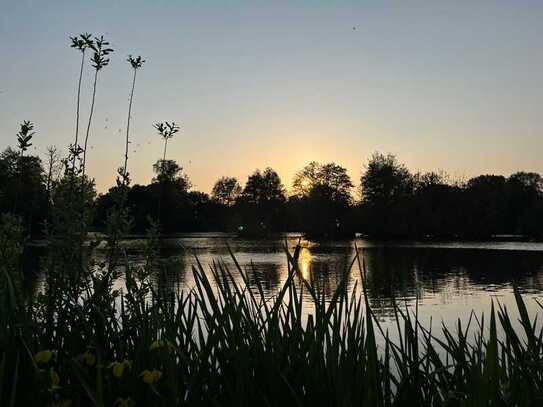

1,232,543,406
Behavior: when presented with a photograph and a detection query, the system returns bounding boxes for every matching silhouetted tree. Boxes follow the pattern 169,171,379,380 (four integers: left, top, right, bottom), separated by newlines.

127,184,154,232
506,172,543,235
211,176,242,206
0,148,47,235
361,153,413,205
237,168,286,234
95,184,153,233
463,175,507,237
409,171,461,237
152,160,191,189
187,191,214,231
210,176,242,231
293,162,353,202
291,162,354,237
150,159,192,233
359,153,414,237
240,168,285,206
0,123,48,236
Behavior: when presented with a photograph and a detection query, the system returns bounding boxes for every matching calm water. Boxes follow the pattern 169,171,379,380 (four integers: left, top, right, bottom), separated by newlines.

26,233,543,338
85,233,543,331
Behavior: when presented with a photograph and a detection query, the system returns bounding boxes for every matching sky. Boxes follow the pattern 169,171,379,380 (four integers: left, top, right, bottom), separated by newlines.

1,1,543,194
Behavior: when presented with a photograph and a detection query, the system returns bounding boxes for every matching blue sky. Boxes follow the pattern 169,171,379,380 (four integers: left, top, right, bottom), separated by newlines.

1,1,542,193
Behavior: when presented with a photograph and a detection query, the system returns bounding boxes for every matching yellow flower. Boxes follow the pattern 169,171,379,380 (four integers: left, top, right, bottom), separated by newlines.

140,369,162,384
165,341,176,353
35,350,55,364
113,397,133,407
108,360,131,378
149,339,175,353
149,340,163,351
78,351,96,366
50,367,61,389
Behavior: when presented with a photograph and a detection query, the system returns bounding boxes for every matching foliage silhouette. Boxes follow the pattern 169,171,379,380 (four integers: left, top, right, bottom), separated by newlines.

16,120,35,155
211,176,241,206
0,148,47,234
154,121,180,163
236,167,286,234
291,162,354,237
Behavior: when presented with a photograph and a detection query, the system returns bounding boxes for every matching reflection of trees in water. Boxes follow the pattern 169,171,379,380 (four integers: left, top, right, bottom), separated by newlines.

297,245,355,299
360,247,543,312
246,263,282,294
150,246,187,303
23,237,543,316
22,245,46,296
362,247,419,300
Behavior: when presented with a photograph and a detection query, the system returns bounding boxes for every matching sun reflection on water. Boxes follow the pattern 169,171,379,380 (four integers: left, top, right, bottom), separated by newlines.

298,247,313,282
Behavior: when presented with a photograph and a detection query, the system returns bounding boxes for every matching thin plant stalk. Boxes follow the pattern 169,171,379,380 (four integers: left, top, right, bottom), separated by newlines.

82,68,98,178
162,136,168,162
123,68,137,181
81,35,113,178
74,49,85,153
122,55,145,183
71,48,85,174
152,121,179,224
69,33,93,174
153,121,179,164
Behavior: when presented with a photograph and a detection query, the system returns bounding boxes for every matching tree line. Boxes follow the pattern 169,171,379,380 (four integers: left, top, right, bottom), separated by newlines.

2,145,543,239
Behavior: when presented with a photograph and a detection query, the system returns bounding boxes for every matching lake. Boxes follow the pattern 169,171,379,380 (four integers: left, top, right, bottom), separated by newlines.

82,233,543,334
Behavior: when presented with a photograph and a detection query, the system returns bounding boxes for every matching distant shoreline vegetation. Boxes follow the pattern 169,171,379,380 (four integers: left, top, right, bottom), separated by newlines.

3,148,543,240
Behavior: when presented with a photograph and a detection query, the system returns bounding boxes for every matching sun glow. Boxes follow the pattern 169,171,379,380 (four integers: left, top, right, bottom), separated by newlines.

301,178,311,190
